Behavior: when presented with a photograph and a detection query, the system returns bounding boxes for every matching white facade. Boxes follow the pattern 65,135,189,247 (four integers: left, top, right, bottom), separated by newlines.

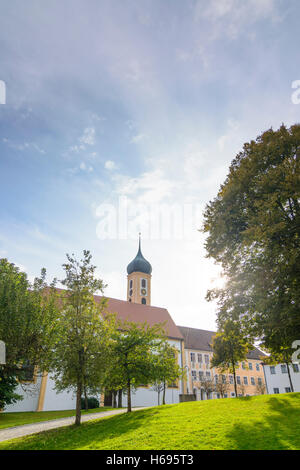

263,363,300,394
4,376,42,412
4,338,184,412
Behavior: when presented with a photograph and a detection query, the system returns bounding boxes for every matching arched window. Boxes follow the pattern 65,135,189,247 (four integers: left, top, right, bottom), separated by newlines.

141,279,147,288
129,289,133,296
141,298,146,305
130,280,133,289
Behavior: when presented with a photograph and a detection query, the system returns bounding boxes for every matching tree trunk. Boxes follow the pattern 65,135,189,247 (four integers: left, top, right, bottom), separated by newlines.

113,390,117,408
75,380,82,425
118,389,122,408
162,381,166,405
286,362,294,392
232,362,238,397
84,386,88,410
127,379,132,412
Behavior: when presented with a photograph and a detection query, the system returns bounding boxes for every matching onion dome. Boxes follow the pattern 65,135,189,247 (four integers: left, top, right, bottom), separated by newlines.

127,234,152,275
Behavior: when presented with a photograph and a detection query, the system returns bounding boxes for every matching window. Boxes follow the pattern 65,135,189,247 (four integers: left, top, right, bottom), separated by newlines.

293,364,299,373
224,393,228,398
204,354,210,364
129,289,133,296
206,371,211,378
249,363,253,370
229,375,233,384
214,374,218,383
237,376,241,385
231,392,235,397
19,361,35,383
216,393,220,399
191,370,197,380
256,363,260,371
285,387,291,393
243,377,248,385
251,377,255,386
129,280,133,289
141,298,146,304
258,377,262,385
281,364,288,374
270,366,276,374
190,352,195,363
199,371,203,380
273,388,279,394
222,374,226,384
242,362,246,370
141,279,147,288
197,353,202,363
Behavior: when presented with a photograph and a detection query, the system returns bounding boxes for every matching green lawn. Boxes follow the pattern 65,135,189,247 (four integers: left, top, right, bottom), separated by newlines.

0,407,115,430
1,393,300,450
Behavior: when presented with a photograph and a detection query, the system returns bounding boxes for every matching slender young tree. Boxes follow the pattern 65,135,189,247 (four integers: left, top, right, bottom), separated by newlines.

49,251,114,425
211,321,251,397
108,320,171,412
152,342,184,405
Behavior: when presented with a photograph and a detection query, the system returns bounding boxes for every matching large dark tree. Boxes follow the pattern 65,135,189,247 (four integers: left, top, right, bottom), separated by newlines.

0,259,59,408
203,124,300,361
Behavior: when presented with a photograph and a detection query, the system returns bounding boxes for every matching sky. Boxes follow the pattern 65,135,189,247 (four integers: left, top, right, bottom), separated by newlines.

0,0,300,331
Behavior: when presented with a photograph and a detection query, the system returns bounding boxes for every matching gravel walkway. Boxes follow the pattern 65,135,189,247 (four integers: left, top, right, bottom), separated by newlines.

0,407,146,443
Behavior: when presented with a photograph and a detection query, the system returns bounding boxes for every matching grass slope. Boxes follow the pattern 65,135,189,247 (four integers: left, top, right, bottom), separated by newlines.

0,407,115,430
1,393,300,450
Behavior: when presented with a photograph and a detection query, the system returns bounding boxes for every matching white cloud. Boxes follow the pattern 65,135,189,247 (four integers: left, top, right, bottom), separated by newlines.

79,127,96,146
130,133,147,144
105,160,117,170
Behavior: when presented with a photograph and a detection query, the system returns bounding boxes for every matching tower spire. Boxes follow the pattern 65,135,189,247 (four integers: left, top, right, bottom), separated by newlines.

127,233,152,305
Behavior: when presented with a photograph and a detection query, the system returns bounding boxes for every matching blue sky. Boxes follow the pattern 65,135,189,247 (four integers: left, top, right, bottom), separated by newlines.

0,0,299,330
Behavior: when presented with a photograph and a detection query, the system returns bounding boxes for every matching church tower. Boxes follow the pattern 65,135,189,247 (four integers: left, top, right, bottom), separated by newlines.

127,234,152,305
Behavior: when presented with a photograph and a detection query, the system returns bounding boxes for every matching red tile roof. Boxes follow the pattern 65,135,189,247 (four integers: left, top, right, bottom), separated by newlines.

94,295,184,340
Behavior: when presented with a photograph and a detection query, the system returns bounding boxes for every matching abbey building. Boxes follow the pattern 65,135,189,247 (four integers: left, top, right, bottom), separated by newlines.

4,238,268,412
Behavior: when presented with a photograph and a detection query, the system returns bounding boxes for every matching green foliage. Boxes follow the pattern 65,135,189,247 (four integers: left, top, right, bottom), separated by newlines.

0,258,59,408
2,394,300,450
203,124,300,360
0,370,23,409
151,342,184,404
211,321,250,395
48,250,115,425
80,396,99,410
104,320,176,411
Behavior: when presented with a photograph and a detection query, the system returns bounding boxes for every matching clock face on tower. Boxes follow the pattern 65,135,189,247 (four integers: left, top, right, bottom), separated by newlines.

141,288,147,296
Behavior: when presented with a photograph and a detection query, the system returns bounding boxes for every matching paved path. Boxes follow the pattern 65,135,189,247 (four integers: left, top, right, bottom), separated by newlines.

0,407,147,443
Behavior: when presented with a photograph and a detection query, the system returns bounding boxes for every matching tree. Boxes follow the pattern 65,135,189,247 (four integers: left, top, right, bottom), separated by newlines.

0,371,23,409
108,320,172,412
0,259,59,409
211,321,250,397
151,381,164,406
49,251,114,425
255,381,266,396
197,375,215,400
152,342,184,405
237,381,246,397
214,374,230,398
203,124,300,365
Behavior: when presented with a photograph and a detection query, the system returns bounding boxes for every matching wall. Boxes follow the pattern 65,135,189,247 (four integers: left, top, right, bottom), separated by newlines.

185,348,266,398
263,363,300,394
